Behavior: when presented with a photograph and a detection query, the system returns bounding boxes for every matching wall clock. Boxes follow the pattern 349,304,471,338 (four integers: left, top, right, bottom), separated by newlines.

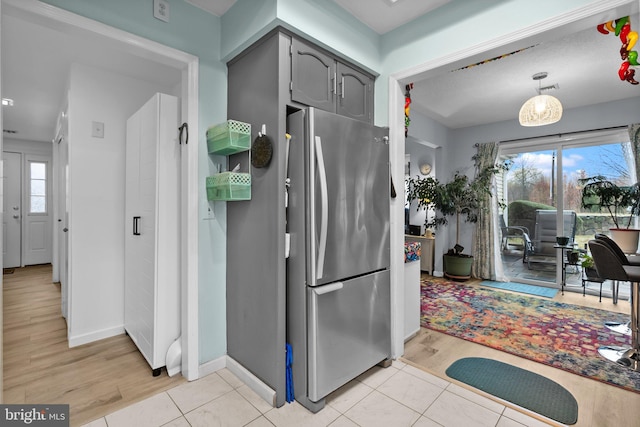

420,163,432,175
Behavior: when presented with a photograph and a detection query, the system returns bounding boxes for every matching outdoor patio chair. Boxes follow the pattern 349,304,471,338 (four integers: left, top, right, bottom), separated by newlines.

523,210,577,269
499,214,529,252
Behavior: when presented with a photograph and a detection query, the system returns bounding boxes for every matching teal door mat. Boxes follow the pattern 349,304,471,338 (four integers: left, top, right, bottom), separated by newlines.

446,357,578,424
480,281,557,298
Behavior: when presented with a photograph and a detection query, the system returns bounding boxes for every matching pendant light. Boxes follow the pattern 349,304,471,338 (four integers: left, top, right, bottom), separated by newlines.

518,72,563,127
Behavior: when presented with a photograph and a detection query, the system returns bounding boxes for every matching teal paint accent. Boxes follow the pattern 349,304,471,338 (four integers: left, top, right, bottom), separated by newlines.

220,0,278,60
380,0,603,75
39,0,228,364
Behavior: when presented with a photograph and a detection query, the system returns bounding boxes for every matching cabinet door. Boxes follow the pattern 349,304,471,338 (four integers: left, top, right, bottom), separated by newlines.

308,270,390,401
336,62,373,123
124,108,142,343
291,38,336,112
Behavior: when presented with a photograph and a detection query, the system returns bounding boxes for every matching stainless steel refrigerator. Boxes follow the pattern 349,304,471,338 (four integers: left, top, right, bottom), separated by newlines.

287,107,391,412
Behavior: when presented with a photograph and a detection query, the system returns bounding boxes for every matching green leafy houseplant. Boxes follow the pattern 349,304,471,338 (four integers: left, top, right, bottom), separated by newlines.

580,253,600,280
580,175,640,254
581,253,595,269
579,175,640,229
406,158,507,256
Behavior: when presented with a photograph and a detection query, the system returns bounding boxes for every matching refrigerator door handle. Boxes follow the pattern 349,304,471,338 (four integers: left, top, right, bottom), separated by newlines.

312,282,343,295
314,135,329,280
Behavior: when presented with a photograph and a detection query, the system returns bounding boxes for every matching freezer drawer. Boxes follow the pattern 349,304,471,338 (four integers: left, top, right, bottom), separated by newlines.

307,270,390,402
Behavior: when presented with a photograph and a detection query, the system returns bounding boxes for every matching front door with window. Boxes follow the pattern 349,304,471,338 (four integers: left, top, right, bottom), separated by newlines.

25,157,53,265
2,152,53,268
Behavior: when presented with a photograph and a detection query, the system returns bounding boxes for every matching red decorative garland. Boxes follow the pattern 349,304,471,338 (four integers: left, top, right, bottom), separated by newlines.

404,83,413,137
597,16,639,85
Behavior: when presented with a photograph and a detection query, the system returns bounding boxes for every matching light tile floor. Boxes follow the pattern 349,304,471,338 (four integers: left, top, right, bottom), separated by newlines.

81,360,556,427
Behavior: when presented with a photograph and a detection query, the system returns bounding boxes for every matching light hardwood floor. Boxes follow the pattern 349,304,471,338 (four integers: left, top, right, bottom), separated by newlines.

2,265,186,426
404,275,640,427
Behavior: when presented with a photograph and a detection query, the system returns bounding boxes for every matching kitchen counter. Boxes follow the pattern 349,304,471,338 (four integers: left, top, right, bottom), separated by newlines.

404,235,434,274
404,241,421,341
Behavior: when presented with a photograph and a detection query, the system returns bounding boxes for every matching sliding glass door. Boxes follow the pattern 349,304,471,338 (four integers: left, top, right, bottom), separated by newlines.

498,129,634,297
500,148,558,284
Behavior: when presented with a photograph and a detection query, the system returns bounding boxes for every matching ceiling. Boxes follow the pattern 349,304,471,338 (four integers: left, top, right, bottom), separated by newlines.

410,14,640,128
2,1,640,143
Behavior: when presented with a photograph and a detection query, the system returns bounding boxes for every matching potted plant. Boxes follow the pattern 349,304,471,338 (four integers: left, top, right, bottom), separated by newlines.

406,159,506,280
567,249,580,265
580,253,599,280
580,175,640,253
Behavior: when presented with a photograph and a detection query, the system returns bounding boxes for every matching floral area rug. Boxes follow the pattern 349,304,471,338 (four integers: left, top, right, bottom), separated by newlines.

421,279,640,394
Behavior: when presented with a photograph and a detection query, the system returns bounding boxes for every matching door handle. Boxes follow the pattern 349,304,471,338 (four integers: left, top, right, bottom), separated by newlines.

312,282,343,295
314,136,328,280
13,214,19,219
133,216,141,236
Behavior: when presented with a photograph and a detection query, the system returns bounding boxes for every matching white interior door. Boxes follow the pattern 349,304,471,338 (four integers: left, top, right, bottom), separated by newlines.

3,151,22,268
57,134,70,318
24,155,53,265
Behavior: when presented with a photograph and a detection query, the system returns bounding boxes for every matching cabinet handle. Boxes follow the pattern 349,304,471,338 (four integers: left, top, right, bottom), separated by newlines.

340,77,345,99
133,216,141,236
332,73,337,95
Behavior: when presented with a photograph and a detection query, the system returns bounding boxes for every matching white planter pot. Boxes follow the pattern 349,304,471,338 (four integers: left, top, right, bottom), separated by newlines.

610,228,640,254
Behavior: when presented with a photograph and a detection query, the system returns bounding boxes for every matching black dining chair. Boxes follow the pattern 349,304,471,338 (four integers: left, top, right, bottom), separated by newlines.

595,233,640,266
595,234,640,334
588,239,640,370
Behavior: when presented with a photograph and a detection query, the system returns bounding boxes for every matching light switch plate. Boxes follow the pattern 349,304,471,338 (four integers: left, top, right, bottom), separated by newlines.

92,121,104,138
154,0,170,22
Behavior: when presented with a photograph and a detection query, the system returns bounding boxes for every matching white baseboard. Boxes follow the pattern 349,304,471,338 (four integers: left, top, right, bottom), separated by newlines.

226,356,276,407
68,325,124,348
198,355,226,378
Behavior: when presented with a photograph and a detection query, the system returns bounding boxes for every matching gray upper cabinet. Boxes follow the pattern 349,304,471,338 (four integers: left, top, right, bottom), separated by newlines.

291,37,373,123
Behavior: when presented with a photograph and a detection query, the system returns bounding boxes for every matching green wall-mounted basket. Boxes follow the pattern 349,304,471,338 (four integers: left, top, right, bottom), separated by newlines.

206,120,251,155
206,172,251,201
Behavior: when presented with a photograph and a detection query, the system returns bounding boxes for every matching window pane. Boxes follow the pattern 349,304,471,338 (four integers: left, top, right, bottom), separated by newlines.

31,180,46,196
31,196,46,213
29,161,47,214
564,142,633,240
31,162,46,179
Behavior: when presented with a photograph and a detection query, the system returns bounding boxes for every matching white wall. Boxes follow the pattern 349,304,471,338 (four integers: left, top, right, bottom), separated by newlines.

4,139,52,155
67,62,176,346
